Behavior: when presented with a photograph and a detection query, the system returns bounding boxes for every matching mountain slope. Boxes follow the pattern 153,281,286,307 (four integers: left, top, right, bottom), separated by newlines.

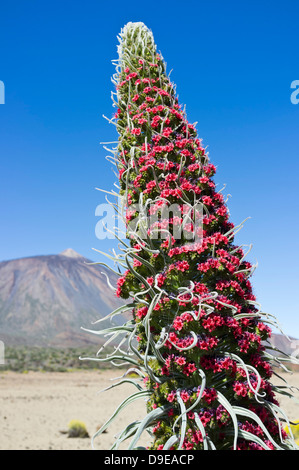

0,249,124,347
0,249,296,358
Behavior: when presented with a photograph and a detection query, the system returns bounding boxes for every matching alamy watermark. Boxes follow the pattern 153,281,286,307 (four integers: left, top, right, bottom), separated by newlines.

0,81,4,104
290,80,299,104
0,340,4,365
95,198,204,247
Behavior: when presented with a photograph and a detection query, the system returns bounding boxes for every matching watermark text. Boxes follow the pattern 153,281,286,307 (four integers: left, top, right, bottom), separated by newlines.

95,199,204,248
290,80,299,104
0,81,4,104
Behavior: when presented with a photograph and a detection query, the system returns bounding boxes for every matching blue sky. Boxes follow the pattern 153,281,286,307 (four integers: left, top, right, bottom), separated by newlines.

0,0,299,338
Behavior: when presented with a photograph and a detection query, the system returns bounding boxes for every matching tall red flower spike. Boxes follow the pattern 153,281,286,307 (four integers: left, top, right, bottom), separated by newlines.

85,22,299,450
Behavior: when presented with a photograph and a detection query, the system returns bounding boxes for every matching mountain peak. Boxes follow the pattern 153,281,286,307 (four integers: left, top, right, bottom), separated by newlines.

0,249,122,347
59,248,84,259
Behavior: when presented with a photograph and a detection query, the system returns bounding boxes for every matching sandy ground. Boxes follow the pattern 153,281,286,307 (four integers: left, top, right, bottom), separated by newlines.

0,368,298,450
0,369,149,450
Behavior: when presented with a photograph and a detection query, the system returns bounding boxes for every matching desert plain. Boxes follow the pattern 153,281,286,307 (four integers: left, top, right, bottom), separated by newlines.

0,368,298,450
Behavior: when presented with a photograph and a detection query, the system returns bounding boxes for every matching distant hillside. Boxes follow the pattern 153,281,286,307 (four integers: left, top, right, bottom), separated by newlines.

0,249,125,347
0,249,296,360
267,332,298,362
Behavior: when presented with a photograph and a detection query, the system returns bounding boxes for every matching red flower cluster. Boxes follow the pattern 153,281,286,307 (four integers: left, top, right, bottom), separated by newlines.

105,22,295,451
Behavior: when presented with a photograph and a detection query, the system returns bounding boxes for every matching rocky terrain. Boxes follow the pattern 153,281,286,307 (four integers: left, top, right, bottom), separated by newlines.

0,249,297,358
0,249,124,348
